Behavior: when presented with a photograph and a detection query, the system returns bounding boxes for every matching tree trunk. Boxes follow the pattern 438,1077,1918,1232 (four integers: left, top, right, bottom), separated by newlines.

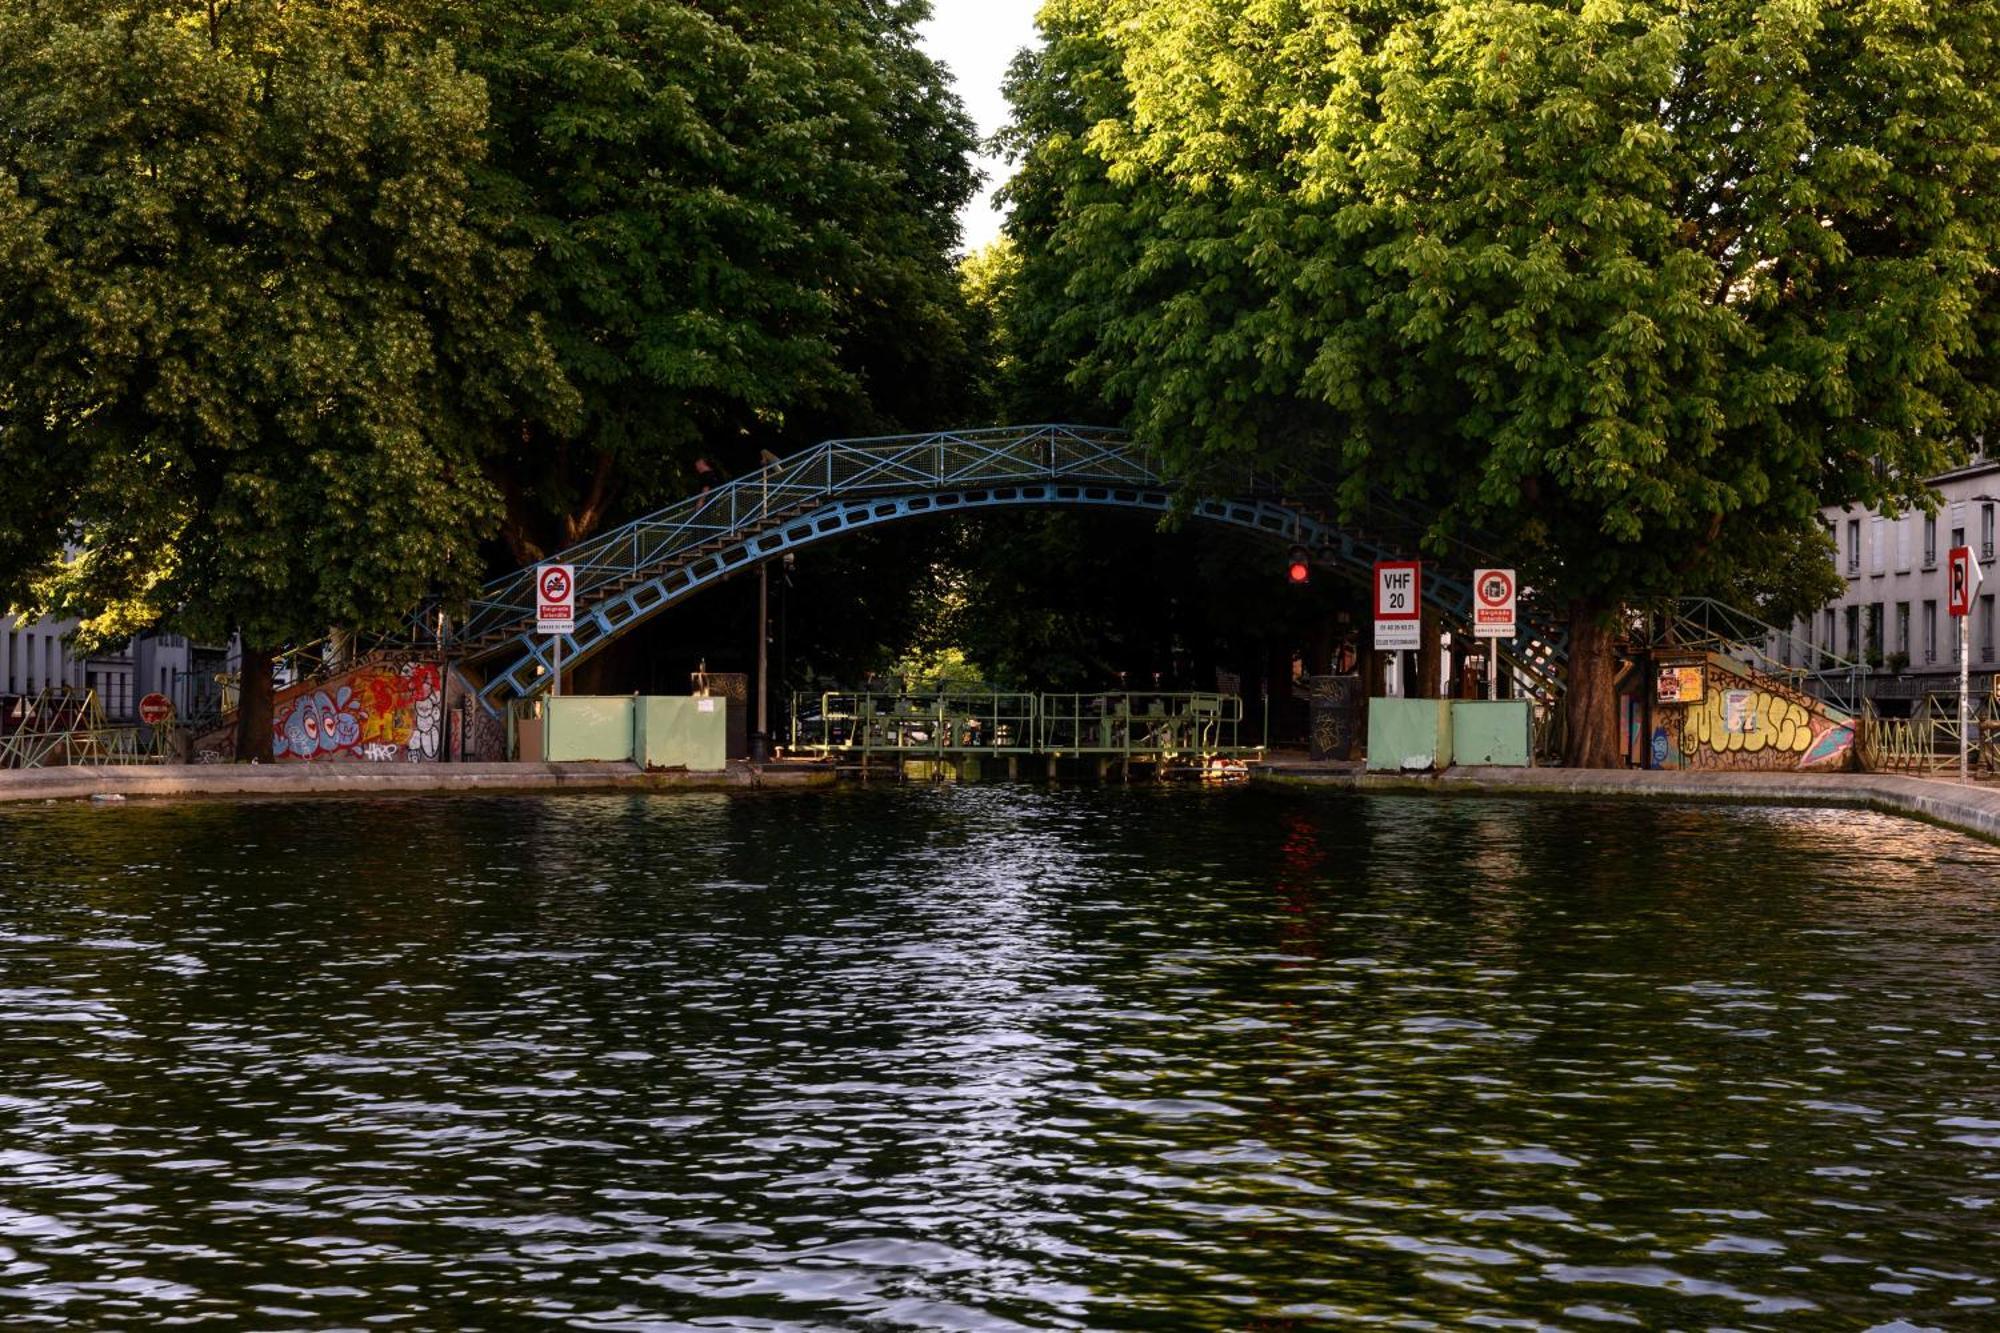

235,642,276,764
1562,600,1622,769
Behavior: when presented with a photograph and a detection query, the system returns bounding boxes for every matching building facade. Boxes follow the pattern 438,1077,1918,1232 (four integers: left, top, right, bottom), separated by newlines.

1,616,211,724
1803,458,2000,689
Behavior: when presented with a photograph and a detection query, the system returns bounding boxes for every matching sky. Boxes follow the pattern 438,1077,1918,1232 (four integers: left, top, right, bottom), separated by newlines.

916,1,1045,253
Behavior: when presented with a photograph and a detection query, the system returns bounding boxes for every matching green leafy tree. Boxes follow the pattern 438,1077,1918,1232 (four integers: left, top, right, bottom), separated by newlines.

1003,0,2000,765
431,0,982,559
0,0,566,755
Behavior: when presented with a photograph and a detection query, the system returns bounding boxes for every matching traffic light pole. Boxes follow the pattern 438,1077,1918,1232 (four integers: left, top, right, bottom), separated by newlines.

1961,612,1971,786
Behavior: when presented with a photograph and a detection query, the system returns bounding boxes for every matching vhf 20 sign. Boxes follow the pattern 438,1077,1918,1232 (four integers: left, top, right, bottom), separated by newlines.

1374,561,1421,651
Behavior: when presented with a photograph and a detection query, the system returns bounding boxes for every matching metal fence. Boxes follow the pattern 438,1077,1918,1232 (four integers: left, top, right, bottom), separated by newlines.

0,687,177,769
789,690,1260,761
1859,696,2000,774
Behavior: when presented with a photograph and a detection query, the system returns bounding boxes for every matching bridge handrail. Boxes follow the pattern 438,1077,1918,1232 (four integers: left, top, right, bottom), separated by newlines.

435,425,1146,646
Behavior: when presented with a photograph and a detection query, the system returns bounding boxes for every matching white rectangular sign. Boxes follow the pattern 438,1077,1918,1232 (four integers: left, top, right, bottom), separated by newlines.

1375,618,1422,651
536,562,576,635
1472,567,1517,639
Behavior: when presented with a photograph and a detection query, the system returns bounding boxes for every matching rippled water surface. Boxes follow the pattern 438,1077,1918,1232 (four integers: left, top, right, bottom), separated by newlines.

2,787,1999,1329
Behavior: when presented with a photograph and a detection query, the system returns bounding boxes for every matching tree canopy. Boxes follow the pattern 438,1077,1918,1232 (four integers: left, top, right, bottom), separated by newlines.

432,0,981,559
0,0,563,656
0,0,984,754
1002,0,2000,761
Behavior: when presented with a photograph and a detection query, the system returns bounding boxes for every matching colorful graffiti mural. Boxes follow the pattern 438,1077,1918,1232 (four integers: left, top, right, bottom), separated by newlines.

1651,663,1854,772
272,662,443,762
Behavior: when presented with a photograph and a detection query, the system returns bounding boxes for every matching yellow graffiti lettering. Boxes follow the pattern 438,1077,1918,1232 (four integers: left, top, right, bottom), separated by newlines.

1692,688,1812,756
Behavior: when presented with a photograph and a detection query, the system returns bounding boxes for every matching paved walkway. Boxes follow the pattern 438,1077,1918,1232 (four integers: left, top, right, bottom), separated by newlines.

1256,761,2000,843
0,760,835,805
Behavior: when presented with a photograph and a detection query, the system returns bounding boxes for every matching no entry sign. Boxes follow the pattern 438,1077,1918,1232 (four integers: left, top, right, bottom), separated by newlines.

537,562,577,635
1374,560,1421,651
137,692,173,726
1472,568,1517,639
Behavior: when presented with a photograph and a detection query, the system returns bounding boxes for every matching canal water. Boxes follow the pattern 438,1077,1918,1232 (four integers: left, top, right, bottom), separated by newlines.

1,787,1997,1330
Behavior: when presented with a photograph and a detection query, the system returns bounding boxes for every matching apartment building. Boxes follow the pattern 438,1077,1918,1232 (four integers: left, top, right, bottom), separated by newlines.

1,615,206,723
1797,457,2000,687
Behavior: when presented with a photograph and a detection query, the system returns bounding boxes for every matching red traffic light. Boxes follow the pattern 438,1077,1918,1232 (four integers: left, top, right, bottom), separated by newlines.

1286,547,1311,584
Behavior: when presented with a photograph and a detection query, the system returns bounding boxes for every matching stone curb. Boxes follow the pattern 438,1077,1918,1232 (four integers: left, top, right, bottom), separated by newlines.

1254,765,2000,845
0,761,836,805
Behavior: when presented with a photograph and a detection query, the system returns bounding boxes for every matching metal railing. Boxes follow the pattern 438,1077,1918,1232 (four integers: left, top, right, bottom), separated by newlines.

1636,598,1869,715
0,687,177,769
439,426,1159,650
788,690,1261,761
1859,696,1999,774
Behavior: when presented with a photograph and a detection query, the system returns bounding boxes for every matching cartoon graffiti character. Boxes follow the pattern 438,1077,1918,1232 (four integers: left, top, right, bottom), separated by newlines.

274,686,366,758
406,664,442,761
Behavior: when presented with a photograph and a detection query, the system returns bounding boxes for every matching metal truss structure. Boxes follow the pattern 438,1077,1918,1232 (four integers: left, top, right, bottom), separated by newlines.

415,424,1567,708
0,686,175,769
1632,597,1870,716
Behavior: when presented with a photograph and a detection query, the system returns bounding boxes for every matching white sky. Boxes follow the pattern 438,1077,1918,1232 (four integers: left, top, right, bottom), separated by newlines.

917,1,1045,253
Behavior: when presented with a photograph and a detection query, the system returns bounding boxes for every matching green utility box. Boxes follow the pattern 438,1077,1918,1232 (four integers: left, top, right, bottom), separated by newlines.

1450,700,1533,767
543,697,637,763
634,696,728,772
1365,698,1455,771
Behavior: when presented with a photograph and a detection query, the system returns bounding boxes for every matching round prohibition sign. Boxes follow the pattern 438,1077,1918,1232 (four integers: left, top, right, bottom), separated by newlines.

539,566,572,603
1476,570,1514,608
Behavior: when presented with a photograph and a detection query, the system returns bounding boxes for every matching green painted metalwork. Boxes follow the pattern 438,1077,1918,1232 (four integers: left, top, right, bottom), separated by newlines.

789,691,1258,762
0,686,176,769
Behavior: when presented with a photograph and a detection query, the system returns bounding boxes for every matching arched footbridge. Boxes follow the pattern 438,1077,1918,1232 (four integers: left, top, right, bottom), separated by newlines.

422,425,1566,709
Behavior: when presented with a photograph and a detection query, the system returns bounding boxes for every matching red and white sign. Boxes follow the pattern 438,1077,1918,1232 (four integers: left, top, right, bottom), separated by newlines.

1472,567,1517,639
537,562,577,635
1375,560,1422,650
137,693,173,726
1949,546,1980,618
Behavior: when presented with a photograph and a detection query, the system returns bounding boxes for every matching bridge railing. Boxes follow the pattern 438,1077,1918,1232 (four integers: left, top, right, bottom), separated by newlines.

792,691,1041,756
443,426,1146,647
788,690,1258,760
1039,692,1252,757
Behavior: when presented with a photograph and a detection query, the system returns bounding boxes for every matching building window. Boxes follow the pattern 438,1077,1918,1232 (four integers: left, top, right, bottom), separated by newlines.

1985,596,1996,664
1868,602,1885,660
1846,605,1861,657
1896,602,1910,659
1847,519,1862,573
1985,504,1996,563
1924,601,1938,663
1925,514,1938,566
1953,525,1966,553
1825,608,1838,664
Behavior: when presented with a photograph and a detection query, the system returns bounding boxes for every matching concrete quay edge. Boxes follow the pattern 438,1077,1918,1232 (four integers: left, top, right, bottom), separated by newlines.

0,760,837,805
1254,763,2000,845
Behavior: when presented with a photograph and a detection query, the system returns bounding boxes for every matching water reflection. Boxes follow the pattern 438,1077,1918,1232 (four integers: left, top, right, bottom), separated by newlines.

0,787,1997,1327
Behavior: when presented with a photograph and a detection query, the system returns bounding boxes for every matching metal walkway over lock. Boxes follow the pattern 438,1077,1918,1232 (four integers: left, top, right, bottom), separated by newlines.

790,690,1260,763
429,425,1567,709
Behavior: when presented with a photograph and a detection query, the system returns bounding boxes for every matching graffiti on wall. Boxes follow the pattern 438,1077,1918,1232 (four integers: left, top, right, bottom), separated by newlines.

1658,672,1854,772
272,662,442,762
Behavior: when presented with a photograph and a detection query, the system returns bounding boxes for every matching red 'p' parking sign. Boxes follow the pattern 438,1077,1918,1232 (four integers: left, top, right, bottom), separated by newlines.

1949,546,1976,618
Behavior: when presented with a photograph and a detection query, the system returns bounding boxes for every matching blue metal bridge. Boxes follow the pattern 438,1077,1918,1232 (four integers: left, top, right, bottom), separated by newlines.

426,424,1565,708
